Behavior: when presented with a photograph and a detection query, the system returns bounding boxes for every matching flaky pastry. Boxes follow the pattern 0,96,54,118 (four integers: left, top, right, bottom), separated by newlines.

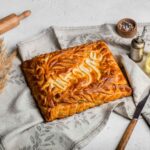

21,41,132,122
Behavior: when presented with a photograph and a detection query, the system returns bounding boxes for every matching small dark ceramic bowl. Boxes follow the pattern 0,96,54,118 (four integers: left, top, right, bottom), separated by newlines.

116,18,137,38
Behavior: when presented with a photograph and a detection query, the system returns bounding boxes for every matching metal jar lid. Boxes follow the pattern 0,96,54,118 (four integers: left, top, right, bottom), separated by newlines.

131,36,145,49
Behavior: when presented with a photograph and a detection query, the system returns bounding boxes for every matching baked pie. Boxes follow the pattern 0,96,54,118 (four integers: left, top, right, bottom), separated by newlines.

21,41,132,122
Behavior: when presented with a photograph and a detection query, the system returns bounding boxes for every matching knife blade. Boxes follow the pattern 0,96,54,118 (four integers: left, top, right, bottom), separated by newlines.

117,88,150,150
133,89,150,119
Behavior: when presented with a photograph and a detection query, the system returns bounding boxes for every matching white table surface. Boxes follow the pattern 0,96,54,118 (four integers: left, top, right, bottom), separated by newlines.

0,0,150,150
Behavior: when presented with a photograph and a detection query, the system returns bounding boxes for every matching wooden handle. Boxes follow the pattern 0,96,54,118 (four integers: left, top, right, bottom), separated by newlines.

0,10,31,35
18,10,31,20
116,119,138,150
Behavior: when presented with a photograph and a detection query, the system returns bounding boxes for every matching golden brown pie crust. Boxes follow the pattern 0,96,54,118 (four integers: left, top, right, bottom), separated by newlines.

21,41,132,122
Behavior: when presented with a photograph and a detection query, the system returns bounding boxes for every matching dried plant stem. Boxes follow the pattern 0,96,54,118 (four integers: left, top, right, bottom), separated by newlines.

0,39,16,92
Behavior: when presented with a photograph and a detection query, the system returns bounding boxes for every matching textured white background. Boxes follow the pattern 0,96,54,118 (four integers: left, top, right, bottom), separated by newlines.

0,0,150,149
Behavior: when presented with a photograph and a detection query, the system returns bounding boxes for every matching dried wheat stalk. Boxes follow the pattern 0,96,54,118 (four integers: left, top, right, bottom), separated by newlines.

0,39,16,92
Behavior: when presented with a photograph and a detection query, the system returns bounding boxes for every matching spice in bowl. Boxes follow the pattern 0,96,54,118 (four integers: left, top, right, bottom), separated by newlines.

116,18,137,38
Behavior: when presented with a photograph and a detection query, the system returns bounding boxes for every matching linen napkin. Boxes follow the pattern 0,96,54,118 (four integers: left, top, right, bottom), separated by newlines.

0,23,150,150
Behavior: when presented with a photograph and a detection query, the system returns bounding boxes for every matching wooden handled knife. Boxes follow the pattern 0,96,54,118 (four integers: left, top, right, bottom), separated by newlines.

116,88,150,150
